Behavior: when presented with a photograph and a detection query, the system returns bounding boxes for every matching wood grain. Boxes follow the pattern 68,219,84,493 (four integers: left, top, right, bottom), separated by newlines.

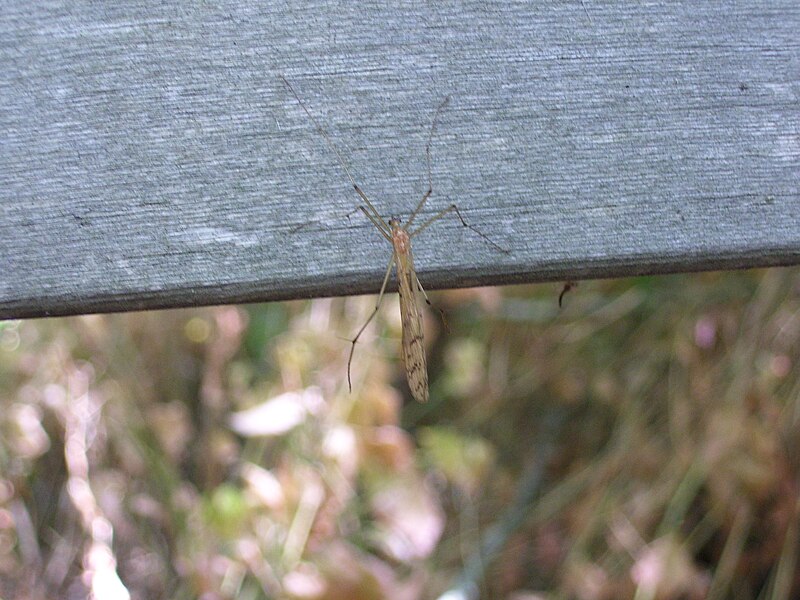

1,2,798,319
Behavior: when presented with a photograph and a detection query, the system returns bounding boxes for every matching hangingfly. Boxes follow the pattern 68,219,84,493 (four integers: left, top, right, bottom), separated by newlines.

281,76,506,402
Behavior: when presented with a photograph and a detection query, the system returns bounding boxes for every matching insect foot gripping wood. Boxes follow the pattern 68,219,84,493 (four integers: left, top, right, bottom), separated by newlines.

281,75,508,402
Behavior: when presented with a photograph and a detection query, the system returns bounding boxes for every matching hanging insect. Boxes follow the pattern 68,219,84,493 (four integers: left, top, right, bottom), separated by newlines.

281,76,506,401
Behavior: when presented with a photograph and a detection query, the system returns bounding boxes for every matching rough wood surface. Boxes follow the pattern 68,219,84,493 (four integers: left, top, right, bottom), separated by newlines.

2,2,798,319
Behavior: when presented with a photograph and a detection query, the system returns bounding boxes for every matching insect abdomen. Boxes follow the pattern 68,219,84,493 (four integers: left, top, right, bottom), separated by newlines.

396,250,428,403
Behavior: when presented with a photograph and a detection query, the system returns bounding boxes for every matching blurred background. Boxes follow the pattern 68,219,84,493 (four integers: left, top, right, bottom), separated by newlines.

1,267,799,600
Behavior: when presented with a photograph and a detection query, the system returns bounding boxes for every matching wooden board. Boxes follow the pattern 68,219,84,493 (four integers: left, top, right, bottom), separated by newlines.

2,1,798,319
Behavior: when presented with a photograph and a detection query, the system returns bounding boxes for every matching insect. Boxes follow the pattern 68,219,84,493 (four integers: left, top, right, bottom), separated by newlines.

281,76,506,402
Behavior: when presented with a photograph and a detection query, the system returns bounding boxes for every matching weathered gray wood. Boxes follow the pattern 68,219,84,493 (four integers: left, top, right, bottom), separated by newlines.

1,2,798,319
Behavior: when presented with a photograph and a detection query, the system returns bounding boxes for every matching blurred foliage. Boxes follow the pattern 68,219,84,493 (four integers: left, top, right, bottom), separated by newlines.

1,268,799,599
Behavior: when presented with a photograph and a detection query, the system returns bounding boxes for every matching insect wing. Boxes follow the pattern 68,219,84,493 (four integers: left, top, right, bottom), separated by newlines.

396,250,429,402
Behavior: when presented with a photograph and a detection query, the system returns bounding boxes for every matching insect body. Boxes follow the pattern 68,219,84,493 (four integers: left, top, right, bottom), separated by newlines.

346,204,445,404
350,217,430,402
393,223,428,402
281,76,505,402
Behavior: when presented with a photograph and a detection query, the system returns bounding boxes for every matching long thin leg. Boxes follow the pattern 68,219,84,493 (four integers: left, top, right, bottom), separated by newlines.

358,206,392,242
415,276,449,332
406,97,450,229
281,75,390,231
397,94,508,254
406,189,432,230
348,253,396,392
353,185,391,231
409,204,509,253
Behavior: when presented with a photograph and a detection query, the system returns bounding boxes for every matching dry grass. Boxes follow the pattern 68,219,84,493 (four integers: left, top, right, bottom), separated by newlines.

1,267,799,599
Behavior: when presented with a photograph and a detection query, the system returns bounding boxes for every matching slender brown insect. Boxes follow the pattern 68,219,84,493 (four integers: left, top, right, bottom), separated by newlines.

281,76,505,402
